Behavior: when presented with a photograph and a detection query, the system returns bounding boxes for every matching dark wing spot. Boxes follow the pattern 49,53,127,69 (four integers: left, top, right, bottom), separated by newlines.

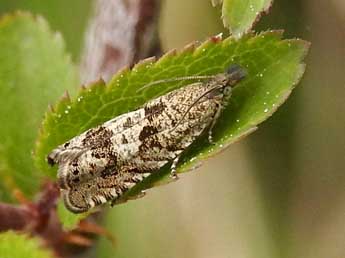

92,151,106,159
72,178,80,184
164,111,177,127
149,138,163,149
83,126,113,148
139,126,159,141
122,134,128,144
123,117,133,128
166,144,179,151
106,153,117,166
144,101,166,117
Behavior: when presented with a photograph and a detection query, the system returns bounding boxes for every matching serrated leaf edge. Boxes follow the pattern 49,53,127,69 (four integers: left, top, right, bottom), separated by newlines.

36,30,310,225
35,30,305,171
220,0,274,38
0,231,54,258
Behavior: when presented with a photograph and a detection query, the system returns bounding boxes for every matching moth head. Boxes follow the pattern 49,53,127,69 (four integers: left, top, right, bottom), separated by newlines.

226,64,247,86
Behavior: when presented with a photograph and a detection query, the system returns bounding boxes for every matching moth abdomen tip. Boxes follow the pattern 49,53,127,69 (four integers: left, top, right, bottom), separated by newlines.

47,154,56,166
62,190,89,214
47,148,61,166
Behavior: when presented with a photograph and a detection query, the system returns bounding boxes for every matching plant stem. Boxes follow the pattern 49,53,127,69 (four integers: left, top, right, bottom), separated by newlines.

80,0,161,84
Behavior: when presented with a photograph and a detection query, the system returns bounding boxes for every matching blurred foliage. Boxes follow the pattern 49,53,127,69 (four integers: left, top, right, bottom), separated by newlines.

212,0,273,37
0,12,77,201
0,0,92,60
243,0,307,255
0,231,54,258
160,0,226,50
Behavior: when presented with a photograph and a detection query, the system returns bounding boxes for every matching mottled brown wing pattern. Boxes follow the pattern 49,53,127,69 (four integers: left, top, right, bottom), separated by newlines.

62,170,150,213
48,65,246,213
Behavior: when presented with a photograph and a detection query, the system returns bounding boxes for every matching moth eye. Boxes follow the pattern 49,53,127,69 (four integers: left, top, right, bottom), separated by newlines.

64,142,70,148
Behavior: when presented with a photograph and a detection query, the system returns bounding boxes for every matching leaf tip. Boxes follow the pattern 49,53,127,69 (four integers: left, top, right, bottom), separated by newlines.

156,48,177,64
181,42,197,54
133,56,156,70
163,48,177,58
80,84,87,91
117,65,130,76
61,90,71,103
210,32,223,43
221,0,274,38
48,104,55,113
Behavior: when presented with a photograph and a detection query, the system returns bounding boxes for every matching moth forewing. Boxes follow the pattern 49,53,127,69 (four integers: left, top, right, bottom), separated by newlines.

48,65,246,213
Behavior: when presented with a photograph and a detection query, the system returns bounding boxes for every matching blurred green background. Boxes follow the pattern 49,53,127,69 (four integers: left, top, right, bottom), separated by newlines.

0,0,344,258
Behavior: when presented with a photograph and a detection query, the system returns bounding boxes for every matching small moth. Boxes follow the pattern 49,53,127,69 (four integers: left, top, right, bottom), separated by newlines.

48,65,246,213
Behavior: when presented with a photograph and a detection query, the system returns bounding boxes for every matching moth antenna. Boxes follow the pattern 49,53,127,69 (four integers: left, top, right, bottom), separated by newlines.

170,85,223,132
170,66,246,132
136,75,216,93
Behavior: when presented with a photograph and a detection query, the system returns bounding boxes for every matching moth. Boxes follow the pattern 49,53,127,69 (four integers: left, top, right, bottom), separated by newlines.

48,65,246,213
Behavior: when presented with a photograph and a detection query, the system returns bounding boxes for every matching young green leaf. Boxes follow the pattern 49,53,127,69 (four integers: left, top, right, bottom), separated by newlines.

36,31,309,224
0,231,54,258
0,12,78,201
212,0,273,37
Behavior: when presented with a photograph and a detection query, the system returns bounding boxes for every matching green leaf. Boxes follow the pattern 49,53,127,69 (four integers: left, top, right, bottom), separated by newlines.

212,0,273,37
0,12,77,202
0,231,54,258
36,31,309,221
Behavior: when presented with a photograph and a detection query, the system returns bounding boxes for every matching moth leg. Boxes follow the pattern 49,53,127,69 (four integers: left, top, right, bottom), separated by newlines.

170,155,181,180
111,190,146,206
208,102,223,144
